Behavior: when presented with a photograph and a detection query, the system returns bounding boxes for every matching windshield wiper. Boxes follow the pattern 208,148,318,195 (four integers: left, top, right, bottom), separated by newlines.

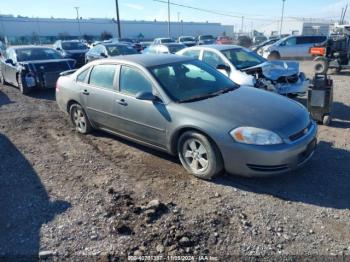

178,86,235,103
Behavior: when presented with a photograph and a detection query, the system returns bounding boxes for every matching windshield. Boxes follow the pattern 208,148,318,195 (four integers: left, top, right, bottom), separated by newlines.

167,44,186,54
161,38,175,43
221,48,266,70
16,48,63,61
150,60,238,103
180,37,195,42
200,35,214,40
62,42,87,50
106,45,137,56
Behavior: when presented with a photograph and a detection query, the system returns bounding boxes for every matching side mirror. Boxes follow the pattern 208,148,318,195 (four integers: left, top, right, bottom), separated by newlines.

56,47,62,51
100,53,107,58
135,91,157,101
217,64,231,72
5,59,14,65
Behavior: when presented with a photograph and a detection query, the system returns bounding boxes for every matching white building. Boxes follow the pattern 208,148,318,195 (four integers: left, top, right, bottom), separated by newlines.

257,18,335,37
0,15,234,44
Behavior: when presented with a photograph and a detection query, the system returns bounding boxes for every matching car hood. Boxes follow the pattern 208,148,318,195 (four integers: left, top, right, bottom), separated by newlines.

242,60,299,81
180,86,309,138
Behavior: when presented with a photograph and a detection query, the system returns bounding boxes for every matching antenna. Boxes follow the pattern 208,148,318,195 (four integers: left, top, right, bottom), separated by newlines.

342,4,348,24
340,8,344,24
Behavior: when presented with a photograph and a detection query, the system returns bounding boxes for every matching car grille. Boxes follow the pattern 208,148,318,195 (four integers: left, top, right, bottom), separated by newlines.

289,122,312,142
247,164,289,172
277,74,299,84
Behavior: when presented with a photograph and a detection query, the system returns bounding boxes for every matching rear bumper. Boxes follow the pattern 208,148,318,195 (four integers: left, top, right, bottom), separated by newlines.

218,121,318,177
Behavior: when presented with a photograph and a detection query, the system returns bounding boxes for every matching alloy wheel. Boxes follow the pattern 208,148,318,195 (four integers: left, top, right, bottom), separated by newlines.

72,107,87,133
182,138,209,172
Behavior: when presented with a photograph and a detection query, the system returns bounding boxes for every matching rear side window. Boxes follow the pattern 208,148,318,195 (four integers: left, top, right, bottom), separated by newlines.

89,64,116,89
77,67,90,83
182,50,201,59
119,66,153,96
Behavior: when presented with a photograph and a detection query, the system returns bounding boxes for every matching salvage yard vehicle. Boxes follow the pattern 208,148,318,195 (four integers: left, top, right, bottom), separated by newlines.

0,46,75,94
216,36,234,45
261,35,327,60
153,38,175,45
177,36,197,47
56,54,317,179
143,43,186,54
311,24,350,74
177,45,309,96
85,43,137,63
53,40,89,67
197,35,216,45
251,38,281,54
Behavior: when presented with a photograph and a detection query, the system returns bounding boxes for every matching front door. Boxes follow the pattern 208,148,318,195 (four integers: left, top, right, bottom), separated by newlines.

114,65,168,147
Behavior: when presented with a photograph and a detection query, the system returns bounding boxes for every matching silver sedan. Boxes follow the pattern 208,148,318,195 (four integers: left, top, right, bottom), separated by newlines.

56,54,317,179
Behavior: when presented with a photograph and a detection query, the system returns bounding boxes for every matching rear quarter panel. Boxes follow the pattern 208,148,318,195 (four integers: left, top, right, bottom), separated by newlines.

56,74,82,113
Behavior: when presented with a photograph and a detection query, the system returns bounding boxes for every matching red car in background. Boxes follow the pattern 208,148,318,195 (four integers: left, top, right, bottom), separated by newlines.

216,36,234,45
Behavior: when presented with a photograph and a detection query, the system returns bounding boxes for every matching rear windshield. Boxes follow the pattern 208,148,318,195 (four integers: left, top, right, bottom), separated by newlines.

62,42,88,50
106,45,137,56
16,48,63,61
200,35,214,40
161,38,175,43
167,44,186,53
180,37,195,42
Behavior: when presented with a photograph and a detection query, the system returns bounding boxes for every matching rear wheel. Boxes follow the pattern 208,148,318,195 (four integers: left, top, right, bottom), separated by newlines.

178,131,223,180
69,103,92,134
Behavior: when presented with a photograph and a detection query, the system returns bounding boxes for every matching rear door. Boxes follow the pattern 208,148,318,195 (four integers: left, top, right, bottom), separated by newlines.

113,65,168,147
82,63,120,129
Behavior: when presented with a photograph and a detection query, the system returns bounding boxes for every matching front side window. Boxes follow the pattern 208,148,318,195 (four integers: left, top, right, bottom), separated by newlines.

150,60,238,103
89,64,116,89
285,37,296,46
119,66,153,96
202,51,225,68
221,48,266,70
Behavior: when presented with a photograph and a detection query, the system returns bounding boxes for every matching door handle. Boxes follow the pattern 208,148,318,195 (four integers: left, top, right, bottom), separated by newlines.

82,89,89,95
116,99,128,106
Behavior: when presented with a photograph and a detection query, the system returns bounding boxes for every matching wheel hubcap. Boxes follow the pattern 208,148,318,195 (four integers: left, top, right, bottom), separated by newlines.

73,108,86,133
183,139,209,172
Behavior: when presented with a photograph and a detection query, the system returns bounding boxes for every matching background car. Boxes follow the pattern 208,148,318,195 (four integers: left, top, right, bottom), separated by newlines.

216,36,234,45
56,54,317,180
261,35,328,60
153,38,175,45
251,38,281,54
177,45,309,96
53,40,89,67
143,43,186,54
197,35,216,45
177,36,197,47
109,38,142,53
0,46,75,94
85,43,137,63
253,35,268,45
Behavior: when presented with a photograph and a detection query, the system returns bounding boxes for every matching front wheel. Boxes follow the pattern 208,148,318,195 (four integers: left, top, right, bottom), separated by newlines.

178,131,223,180
69,104,92,134
18,74,29,95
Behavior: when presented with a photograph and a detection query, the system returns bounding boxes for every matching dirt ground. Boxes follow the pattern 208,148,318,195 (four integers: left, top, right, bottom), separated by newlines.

0,61,350,260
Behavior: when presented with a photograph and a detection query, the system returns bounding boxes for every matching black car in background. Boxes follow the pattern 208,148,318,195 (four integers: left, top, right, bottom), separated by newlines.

53,40,88,67
0,46,75,94
85,43,137,63
197,35,216,45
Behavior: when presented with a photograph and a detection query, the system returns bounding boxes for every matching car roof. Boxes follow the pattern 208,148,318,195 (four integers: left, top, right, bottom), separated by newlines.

98,54,193,67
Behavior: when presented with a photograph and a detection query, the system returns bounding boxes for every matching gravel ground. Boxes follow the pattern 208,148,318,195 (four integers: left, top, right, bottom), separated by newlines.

0,61,350,260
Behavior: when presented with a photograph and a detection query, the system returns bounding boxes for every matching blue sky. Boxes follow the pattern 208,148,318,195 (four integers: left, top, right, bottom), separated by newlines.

0,0,348,28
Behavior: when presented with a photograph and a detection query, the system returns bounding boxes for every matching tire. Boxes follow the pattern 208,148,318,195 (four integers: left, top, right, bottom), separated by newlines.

69,103,92,134
322,114,331,126
177,131,223,180
18,74,29,95
268,51,280,60
313,57,328,74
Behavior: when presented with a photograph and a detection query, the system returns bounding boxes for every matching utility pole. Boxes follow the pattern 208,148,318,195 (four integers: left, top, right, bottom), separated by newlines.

280,0,286,36
74,7,81,39
167,0,171,37
115,0,121,38
241,16,244,34
177,12,180,37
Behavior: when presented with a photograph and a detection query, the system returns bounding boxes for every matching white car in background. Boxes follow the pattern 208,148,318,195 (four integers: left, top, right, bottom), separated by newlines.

177,45,309,97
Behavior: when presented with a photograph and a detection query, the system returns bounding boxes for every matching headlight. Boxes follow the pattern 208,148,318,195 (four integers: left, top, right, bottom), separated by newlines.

230,127,283,145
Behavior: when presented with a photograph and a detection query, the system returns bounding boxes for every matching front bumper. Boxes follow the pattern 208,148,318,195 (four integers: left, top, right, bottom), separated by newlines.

276,77,309,96
218,121,318,177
